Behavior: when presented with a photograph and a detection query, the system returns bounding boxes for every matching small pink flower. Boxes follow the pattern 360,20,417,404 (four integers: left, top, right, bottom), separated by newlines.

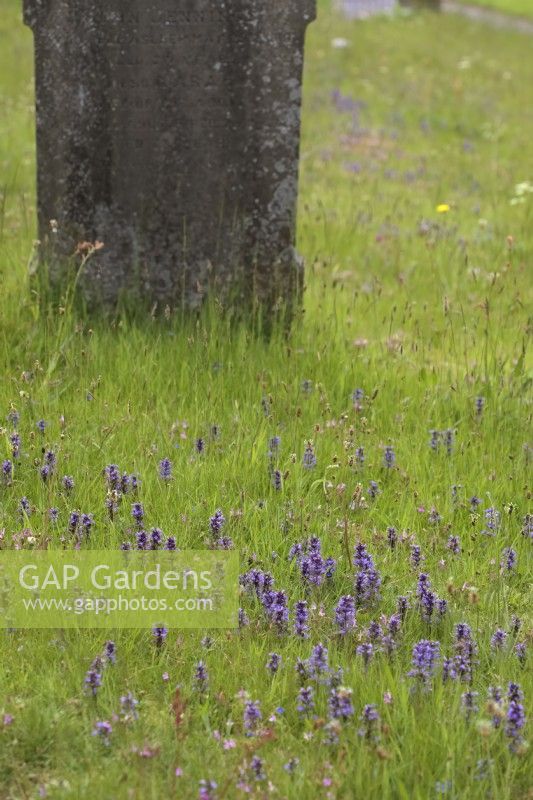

383,691,393,705
323,777,333,787
175,767,183,777
223,738,236,750
3,714,14,727
162,672,169,682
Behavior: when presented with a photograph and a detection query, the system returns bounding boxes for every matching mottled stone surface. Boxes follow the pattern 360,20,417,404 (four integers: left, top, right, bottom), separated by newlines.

24,1,316,313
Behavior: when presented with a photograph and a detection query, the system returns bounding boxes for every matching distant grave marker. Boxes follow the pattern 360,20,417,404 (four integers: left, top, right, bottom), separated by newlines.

335,0,396,20
24,1,316,317
335,0,440,17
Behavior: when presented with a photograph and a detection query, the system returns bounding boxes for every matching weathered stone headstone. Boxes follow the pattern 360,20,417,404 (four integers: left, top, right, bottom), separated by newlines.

24,1,316,316
335,0,396,20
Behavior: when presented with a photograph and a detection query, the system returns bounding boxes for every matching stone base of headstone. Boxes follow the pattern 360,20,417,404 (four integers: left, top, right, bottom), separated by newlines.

24,1,316,323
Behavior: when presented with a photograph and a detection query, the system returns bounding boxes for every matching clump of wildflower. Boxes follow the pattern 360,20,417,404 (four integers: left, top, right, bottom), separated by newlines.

328,687,354,721
250,755,265,781
355,446,364,465
501,547,517,573
131,502,144,526
194,660,209,693
335,595,356,634
410,545,423,568
383,445,396,469
240,568,274,601
80,513,94,538
152,626,168,647
358,704,380,741
243,700,262,735
266,653,282,674
352,388,364,411
199,779,218,800
290,536,336,587
268,435,281,457
158,458,172,481
356,643,374,669
302,441,317,470
367,621,383,642
84,664,102,697
48,507,59,523
214,536,234,550
515,642,527,666
446,535,461,555
408,640,440,687
443,429,455,455
61,476,74,494
367,480,380,499
505,683,526,752
428,507,442,525
461,691,479,720
429,429,440,451
295,658,308,682
293,600,309,639
284,757,299,774
36,419,46,434
92,720,112,744
10,432,21,459
387,526,397,548
2,459,13,484
487,686,504,728
482,507,500,536
397,595,409,619
323,719,342,745
7,408,19,427
353,543,381,608
209,509,225,537
120,692,139,721
271,469,282,490
475,396,485,417
297,686,314,715
262,589,289,632
104,641,116,665
442,657,457,683
309,642,330,680
453,622,478,684
238,608,250,628
490,629,507,652
416,573,447,624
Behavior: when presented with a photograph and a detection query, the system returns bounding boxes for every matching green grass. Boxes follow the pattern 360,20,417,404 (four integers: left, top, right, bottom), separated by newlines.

456,0,533,18
0,1,532,798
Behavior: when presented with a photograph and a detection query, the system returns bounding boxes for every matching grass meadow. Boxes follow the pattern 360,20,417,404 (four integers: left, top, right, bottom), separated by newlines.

458,0,533,17
0,1,532,798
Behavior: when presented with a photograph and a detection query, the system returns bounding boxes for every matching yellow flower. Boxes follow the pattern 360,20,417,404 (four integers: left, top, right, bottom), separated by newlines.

436,203,450,213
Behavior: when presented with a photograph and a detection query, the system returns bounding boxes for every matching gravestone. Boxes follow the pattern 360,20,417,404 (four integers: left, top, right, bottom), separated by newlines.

23,1,316,316
335,0,396,20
